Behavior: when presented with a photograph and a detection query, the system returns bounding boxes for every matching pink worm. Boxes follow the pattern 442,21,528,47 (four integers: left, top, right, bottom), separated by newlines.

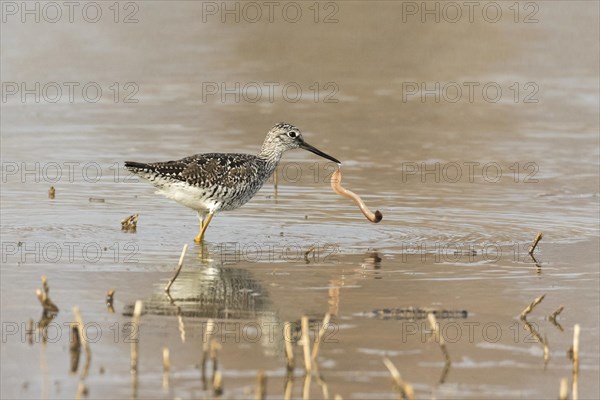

331,169,382,223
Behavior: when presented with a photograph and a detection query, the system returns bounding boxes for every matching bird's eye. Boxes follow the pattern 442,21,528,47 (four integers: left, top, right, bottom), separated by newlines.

288,131,298,138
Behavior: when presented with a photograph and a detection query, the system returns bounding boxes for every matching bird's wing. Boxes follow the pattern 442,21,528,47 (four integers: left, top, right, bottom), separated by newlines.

178,153,258,186
127,153,259,186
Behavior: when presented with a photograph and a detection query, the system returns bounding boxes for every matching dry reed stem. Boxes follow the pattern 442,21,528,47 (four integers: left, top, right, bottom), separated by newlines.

106,289,115,313
310,314,332,399
201,319,215,388
559,377,569,400
36,276,59,314
38,313,53,345
311,313,332,363
520,294,546,320
121,213,139,232
529,252,542,272
573,324,580,372
256,370,266,400
165,244,188,292
35,289,58,313
302,373,312,400
304,246,316,263
521,319,550,365
42,276,49,294
427,313,451,364
26,318,34,345
72,306,91,379
106,289,115,303
549,305,564,321
528,232,543,254
317,376,330,400
130,300,143,375
549,305,565,331
301,316,312,373
162,347,170,389
543,334,550,364
312,359,330,400
284,321,295,372
543,335,550,366
213,370,223,397
550,318,564,332
382,357,415,400
284,374,294,400
210,339,221,378
177,312,186,343
69,322,81,374
572,324,580,400
439,361,451,384
167,293,186,343
75,381,88,400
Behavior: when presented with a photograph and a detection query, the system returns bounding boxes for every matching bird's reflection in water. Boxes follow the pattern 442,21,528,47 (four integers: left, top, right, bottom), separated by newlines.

123,249,284,356
147,266,270,319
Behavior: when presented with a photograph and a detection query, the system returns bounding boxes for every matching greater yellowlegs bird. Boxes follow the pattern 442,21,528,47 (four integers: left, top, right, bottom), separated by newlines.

125,123,340,242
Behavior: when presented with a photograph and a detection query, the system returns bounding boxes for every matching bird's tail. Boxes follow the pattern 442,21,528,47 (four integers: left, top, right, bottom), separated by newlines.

124,161,161,183
124,161,152,172
124,160,180,189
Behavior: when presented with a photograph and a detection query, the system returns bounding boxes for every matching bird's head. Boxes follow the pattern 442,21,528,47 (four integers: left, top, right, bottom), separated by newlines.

262,122,340,164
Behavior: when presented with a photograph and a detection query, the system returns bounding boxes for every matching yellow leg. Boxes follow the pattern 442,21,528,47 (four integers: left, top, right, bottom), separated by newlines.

194,212,205,241
197,212,205,230
194,212,214,243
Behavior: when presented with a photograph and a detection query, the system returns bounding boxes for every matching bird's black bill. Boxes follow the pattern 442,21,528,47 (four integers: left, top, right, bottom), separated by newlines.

300,141,341,164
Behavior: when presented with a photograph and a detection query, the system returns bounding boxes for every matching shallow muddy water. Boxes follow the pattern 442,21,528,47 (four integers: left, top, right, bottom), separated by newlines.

1,1,599,399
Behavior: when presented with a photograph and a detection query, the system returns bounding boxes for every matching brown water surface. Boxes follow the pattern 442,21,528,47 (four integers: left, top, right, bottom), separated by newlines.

1,1,599,399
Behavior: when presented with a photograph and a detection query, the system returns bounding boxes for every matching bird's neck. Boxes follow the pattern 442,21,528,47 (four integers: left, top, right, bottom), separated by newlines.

257,142,283,172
